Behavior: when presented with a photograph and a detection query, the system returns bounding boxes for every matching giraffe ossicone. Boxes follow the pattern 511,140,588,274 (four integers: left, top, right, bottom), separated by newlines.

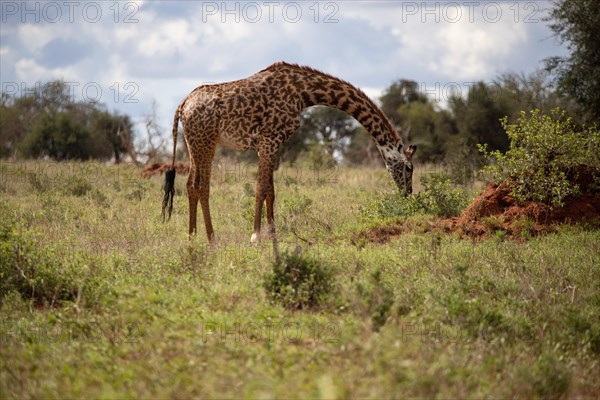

162,62,417,251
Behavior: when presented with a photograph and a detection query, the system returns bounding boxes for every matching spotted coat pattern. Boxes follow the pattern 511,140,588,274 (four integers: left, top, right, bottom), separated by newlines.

169,62,417,247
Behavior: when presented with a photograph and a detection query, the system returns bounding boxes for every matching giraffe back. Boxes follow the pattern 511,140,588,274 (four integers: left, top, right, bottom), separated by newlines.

179,68,305,152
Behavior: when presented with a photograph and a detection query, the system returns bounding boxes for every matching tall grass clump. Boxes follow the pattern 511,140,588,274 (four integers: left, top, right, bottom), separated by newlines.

0,202,107,307
263,252,333,310
356,268,394,332
362,172,469,220
479,108,600,207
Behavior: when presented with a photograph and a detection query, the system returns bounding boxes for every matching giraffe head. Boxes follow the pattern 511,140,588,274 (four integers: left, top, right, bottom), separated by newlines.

382,143,417,194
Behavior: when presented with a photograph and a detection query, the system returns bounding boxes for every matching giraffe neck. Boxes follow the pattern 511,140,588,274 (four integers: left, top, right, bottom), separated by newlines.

290,67,401,149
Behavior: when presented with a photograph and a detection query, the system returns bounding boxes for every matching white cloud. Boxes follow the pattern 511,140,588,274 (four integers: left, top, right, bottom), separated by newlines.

1,1,564,138
340,2,534,82
361,87,384,104
14,57,88,84
429,18,527,80
17,24,56,52
137,19,196,57
15,58,57,82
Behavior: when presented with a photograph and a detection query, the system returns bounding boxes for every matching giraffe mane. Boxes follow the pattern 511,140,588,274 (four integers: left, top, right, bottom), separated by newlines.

263,61,403,144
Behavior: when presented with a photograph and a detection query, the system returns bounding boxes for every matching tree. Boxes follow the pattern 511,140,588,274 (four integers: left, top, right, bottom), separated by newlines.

444,71,577,184
445,81,513,182
18,111,92,160
343,126,382,167
279,106,358,165
89,110,135,163
545,0,600,123
0,91,46,157
379,79,427,123
2,80,136,161
397,101,456,163
448,71,580,153
138,100,166,164
449,81,512,152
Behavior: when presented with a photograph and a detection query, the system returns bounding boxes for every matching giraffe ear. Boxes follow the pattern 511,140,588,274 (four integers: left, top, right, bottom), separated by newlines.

406,144,417,156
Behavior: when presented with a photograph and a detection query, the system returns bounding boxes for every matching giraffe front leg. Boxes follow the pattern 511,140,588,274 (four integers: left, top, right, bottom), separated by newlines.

265,183,280,263
251,153,276,244
251,185,267,244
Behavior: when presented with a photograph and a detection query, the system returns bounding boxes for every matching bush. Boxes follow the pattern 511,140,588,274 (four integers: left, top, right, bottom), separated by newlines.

418,173,471,217
530,353,571,399
264,252,333,310
479,108,600,207
443,136,483,185
362,173,469,219
64,175,93,197
0,213,105,307
356,268,394,332
18,111,93,160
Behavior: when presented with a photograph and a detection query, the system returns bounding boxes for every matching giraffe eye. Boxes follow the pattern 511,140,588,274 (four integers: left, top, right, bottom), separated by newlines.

405,164,413,172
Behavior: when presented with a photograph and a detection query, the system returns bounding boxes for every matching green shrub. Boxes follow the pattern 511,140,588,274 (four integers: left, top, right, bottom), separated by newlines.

126,181,148,201
361,190,422,220
0,225,105,307
63,175,92,197
27,171,51,193
0,201,16,241
263,252,333,310
530,353,571,399
356,268,394,332
361,173,469,219
418,173,470,217
279,193,313,228
26,170,93,197
479,108,600,207
281,194,313,216
89,188,110,208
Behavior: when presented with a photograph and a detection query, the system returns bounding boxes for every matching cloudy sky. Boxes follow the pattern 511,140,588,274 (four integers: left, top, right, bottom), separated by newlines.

1,1,567,136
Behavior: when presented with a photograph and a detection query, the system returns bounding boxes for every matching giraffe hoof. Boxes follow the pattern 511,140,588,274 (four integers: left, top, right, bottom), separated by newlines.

250,232,259,244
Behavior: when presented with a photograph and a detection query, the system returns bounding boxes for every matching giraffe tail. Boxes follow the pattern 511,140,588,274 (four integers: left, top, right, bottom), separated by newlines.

162,168,176,222
170,104,181,168
162,104,181,222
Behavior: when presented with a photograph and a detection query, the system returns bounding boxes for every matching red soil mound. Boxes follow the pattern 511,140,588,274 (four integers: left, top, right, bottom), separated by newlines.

360,166,599,242
141,162,189,178
443,167,600,239
355,220,411,244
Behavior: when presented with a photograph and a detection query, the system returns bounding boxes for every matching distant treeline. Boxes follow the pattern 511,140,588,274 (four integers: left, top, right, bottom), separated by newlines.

1,81,135,163
1,0,597,177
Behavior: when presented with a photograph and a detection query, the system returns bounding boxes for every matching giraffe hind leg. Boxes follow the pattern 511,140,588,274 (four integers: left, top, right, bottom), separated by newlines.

186,133,217,243
198,160,215,243
187,165,199,236
251,150,280,262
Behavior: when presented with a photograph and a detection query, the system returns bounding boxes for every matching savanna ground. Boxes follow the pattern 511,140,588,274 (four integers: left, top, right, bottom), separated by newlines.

1,160,599,399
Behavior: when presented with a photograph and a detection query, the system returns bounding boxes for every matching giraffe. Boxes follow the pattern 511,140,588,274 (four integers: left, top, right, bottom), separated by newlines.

162,62,417,253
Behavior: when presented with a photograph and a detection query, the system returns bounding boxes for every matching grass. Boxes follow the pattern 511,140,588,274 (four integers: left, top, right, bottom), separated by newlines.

1,160,599,398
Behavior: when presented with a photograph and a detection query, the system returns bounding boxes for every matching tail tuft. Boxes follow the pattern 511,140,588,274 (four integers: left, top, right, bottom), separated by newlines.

162,168,176,222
